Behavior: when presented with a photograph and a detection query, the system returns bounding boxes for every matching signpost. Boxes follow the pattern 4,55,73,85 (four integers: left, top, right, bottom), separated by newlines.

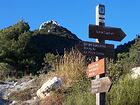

76,41,114,57
89,25,126,41
76,3,126,105
91,77,112,94
87,58,105,78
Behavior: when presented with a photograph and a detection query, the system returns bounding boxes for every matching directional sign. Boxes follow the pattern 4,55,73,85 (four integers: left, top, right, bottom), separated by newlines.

76,41,114,58
87,58,105,78
91,77,112,94
89,24,126,41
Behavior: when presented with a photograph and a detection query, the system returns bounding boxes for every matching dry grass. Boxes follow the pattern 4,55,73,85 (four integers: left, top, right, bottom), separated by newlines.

37,50,86,105
48,50,86,87
39,91,64,105
37,50,86,87
8,87,37,101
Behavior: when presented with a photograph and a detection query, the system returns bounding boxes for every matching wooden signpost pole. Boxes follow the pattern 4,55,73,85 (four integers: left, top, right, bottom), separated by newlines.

95,4,106,105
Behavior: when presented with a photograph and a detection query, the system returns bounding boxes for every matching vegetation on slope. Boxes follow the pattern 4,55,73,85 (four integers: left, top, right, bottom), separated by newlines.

39,46,140,105
0,20,140,105
0,20,80,79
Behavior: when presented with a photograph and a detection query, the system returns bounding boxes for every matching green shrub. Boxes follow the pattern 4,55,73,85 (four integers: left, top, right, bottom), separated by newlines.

0,63,13,80
64,79,96,105
107,75,140,105
42,53,59,73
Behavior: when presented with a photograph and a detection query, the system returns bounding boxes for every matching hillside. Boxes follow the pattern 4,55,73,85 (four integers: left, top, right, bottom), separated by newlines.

0,40,140,105
115,35,140,54
29,20,80,55
0,20,81,77
0,20,140,105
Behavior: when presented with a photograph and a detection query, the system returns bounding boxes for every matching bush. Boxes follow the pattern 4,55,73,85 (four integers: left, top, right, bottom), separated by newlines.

0,63,13,80
63,78,96,105
41,53,59,74
107,75,140,105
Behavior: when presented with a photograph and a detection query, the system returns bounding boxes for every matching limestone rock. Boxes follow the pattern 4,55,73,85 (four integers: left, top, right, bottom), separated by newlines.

36,77,62,99
131,67,140,79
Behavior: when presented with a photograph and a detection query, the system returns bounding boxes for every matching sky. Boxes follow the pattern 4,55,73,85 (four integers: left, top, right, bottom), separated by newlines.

1,0,140,47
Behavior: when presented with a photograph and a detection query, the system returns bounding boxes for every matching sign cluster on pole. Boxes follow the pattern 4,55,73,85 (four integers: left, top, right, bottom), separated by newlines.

76,3,126,105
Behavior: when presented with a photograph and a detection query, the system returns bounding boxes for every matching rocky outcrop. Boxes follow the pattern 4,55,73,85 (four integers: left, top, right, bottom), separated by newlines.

0,76,39,105
0,76,63,104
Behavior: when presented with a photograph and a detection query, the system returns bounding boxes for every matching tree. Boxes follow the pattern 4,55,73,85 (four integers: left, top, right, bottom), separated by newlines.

0,20,32,77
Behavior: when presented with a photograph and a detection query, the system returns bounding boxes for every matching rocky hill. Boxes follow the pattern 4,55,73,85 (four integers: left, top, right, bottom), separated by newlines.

26,20,81,73
30,20,80,55
0,20,81,76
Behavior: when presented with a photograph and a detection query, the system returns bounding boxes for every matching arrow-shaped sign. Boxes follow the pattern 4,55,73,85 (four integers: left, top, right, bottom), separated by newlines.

89,24,126,41
91,77,112,94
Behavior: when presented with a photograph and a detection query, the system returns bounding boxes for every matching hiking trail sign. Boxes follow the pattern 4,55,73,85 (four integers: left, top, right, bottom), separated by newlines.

87,58,105,78
89,24,126,41
91,77,112,94
87,4,126,105
76,41,114,58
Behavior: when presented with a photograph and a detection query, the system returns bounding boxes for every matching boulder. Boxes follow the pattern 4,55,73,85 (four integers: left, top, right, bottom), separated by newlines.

131,67,140,79
36,77,62,99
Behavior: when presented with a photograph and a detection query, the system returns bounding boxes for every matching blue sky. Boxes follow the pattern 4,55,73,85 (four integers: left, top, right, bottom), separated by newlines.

0,0,140,47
